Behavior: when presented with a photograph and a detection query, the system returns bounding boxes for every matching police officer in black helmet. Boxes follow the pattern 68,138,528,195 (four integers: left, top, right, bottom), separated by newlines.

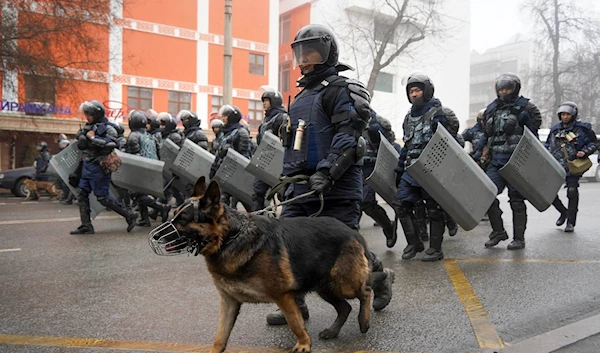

481,73,541,250
159,112,184,147
33,141,51,183
70,100,138,234
251,87,287,211
178,110,208,150
265,24,395,326
146,109,163,147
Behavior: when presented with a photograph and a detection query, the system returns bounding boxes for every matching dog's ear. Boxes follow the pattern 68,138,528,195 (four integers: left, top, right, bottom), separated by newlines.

203,180,221,206
192,176,207,197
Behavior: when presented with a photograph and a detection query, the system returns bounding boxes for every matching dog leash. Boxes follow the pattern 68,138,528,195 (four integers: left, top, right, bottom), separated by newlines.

253,175,325,218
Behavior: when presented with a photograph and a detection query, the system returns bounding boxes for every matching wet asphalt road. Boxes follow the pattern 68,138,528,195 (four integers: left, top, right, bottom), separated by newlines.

2,182,600,353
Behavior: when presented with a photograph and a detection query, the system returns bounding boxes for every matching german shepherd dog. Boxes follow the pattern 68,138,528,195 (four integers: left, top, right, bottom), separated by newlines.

23,178,59,200
153,177,373,353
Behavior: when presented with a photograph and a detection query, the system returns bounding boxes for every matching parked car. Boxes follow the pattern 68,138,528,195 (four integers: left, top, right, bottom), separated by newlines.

0,166,36,197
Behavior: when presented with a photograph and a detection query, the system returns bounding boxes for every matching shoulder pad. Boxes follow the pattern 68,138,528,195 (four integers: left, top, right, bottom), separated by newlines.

345,78,371,102
575,121,593,130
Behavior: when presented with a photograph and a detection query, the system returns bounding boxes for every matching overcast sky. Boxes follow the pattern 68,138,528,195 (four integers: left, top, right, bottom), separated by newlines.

470,0,532,53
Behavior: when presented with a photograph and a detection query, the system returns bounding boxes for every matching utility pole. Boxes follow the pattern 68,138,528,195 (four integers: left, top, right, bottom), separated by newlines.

223,0,233,105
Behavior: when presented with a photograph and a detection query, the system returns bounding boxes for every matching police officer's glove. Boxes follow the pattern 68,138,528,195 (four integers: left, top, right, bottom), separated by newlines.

395,171,403,187
218,144,231,158
309,170,333,195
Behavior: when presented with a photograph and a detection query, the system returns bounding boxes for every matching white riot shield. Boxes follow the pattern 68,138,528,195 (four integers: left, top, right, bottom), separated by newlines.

112,150,165,199
366,132,399,206
406,124,497,231
169,139,215,192
245,131,283,187
213,149,254,207
48,142,117,219
499,127,566,212
160,139,180,180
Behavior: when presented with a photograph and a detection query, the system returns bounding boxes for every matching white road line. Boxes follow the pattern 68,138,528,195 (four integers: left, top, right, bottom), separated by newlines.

0,215,121,226
0,248,21,253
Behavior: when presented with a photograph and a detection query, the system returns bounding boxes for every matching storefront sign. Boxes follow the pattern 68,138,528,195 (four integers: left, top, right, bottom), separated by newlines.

1,100,72,115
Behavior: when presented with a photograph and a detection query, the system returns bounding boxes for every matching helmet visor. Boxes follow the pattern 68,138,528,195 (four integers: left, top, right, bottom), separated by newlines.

292,38,330,69
496,79,517,94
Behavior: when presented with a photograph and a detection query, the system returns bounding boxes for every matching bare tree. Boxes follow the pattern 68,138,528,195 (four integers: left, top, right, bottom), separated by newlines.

1,0,121,106
333,0,448,97
525,0,600,127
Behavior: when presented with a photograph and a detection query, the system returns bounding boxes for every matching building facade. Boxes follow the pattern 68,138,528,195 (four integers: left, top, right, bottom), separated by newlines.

278,0,471,135
0,0,278,170
469,34,535,126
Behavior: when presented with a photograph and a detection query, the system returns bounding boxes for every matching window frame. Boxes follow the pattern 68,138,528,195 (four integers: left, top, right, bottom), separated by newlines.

249,53,265,76
374,72,394,93
127,86,153,111
247,99,264,130
168,91,192,115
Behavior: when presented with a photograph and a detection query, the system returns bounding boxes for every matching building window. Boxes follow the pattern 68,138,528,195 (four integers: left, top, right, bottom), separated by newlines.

249,53,265,75
127,86,153,110
211,96,223,113
168,91,192,115
279,63,290,93
374,19,395,43
374,72,394,93
24,75,56,104
279,14,290,45
248,100,264,130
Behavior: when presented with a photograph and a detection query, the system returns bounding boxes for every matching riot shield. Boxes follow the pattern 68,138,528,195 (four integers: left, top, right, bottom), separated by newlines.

246,131,283,186
406,124,497,231
213,148,254,207
89,185,120,220
160,139,180,181
112,150,165,199
48,142,116,220
169,139,215,193
499,127,566,212
365,132,399,206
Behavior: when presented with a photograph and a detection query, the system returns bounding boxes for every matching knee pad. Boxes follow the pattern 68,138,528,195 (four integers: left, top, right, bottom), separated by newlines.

97,196,109,207
509,199,526,213
77,192,88,203
361,201,377,214
567,187,579,200
393,201,414,217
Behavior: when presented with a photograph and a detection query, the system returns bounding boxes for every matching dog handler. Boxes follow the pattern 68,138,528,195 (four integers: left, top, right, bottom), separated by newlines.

265,24,395,326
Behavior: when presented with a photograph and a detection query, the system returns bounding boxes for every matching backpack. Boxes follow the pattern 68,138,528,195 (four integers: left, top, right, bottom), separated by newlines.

139,132,158,160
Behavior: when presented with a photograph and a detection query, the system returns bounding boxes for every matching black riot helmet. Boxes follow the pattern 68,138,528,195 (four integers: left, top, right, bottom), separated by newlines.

37,141,48,151
218,104,242,125
80,100,105,122
260,86,284,110
177,110,200,129
405,72,434,108
128,110,147,130
557,101,579,121
495,73,521,102
146,109,160,129
158,112,177,132
291,24,339,74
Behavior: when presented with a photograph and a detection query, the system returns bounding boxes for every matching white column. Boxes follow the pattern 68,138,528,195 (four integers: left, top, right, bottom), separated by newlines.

268,0,279,89
197,0,210,128
1,2,18,104
108,0,124,104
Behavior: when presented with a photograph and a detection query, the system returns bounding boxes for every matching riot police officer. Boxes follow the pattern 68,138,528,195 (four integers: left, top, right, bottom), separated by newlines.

178,110,208,150
33,141,51,183
209,119,224,155
252,87,287,211
546,102,597,232
70,100,138,235
362,113,397,247
482,73,542,250
57,135,76,205
126,111,170,226
146,109,163,146
265,24,394,326
463,109,488,165
159,112,184,147
394,72,454,262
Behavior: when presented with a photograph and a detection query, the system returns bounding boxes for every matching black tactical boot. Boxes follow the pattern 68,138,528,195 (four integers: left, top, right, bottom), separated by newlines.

552,196,568,226
365,204,397,248
414,200,429,241
148,200,171,223
484,199,508,247
565,187,579,233
266,294,309,325
99,197,138,232
136,206,152,227
371,268,395,311
422,207,444,262
445,212,458,237
252,194,266,212
394,202,424,259
507,200,526,250
71,196,94,234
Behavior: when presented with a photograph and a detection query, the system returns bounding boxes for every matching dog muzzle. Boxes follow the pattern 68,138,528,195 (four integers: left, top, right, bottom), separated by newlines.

148,221,191,256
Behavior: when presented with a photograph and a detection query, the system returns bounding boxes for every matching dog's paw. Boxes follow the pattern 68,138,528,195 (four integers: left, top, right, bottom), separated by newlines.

359,319,370,333
292,342,311,352
319,328,340,340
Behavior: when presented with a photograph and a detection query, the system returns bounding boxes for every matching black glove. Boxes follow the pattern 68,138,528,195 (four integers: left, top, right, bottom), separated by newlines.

219,144,231,158
308,170,333,195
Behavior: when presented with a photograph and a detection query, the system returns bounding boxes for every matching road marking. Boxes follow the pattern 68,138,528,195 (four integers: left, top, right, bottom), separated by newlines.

0,248,21,253
450,257,600,264
443,259,504,349
0,333,406,353
0,215,121,226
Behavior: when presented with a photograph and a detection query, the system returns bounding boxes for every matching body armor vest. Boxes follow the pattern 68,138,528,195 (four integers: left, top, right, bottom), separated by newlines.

487,97,529,155
282,77,344,176
547,123,587,171
403,106,439,167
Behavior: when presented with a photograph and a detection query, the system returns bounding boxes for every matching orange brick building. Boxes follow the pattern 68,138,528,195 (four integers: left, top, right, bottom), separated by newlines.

0,0,278,170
